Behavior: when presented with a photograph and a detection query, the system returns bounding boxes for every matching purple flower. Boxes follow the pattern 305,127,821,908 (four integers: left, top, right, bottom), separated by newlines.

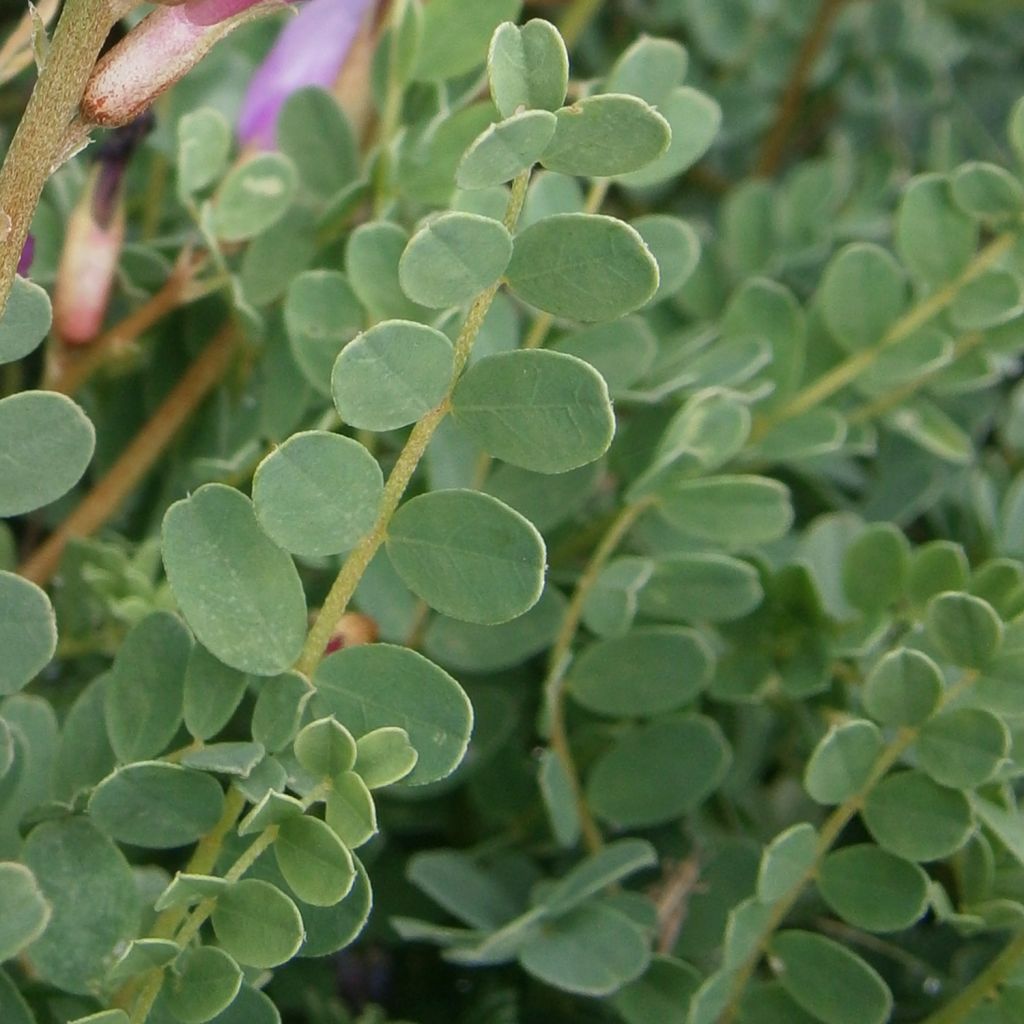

17,235,35,277
238,0,374,148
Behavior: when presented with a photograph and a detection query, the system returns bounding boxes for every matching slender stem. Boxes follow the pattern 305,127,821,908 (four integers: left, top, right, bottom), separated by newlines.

717,671,979,1024
754,0,853,176
846,330,985,426
919,930,1024,1024
18,326,237,585
559,0,603,49
752,231,1017,439
0,0,120,314
542,498,653,854
45,251,206,395
296,171,532,676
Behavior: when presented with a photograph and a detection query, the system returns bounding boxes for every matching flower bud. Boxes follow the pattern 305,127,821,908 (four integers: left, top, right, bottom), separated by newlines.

324,612,379,655
17,235,35,277
81,0,280,128
238,0,375,149
53,116,152,345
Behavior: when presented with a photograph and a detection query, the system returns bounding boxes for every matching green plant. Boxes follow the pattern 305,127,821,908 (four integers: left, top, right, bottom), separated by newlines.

6,1,1024,1023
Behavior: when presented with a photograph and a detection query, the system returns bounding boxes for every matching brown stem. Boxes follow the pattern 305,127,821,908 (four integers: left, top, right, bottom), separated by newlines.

18,325,236,585
45,251,205,396
0,0,120,314
754,0,852,176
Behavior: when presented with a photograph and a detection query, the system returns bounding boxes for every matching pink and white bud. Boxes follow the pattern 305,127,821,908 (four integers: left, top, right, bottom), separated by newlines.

53,170,126,345
81,0,281,128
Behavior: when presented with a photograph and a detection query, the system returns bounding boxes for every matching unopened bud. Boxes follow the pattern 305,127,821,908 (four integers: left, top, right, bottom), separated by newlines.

53,116,152,345
81,0,280,128
324,612,379,655
17,235,35,277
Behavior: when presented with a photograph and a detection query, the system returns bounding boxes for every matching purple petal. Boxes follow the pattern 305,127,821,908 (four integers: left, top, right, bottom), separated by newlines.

17,235,35,276
238,0,373,148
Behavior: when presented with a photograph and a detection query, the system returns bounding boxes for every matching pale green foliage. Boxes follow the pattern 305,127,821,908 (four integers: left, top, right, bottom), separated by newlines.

7,3,1024,1024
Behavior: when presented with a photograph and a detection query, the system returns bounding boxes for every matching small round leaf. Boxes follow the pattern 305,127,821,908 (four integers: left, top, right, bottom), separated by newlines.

488,19,569,117
0,391,95,517
331,320,454,431
452,350,614,473
164,946,242,1024
399,213,513,308
0,863,50,962
917,707,1009,788
253,432,383,557
925,592,1003,668
211,153,297,242
293,717,357,779
458,110,558,189
274,815,356,907
804,720,882,806
0,572,56,695
862,770,974,862
386,490,546,624
211,879,304,968
506,214,659,322
0,277,52,365
863,648,943,727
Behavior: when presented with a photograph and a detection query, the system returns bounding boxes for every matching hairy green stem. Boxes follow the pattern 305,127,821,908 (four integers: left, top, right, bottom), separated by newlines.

0,0,121,315
717,671,979,1023
295,170,532,676
919,929,1024,1024
752,231,1018,438
542,498,653,854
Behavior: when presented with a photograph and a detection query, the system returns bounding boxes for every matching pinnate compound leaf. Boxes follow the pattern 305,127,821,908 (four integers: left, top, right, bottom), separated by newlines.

386,490,546,624
164,946,242,1024
819,243,907,352
253,431,383,558
506,214,659,322
488,19,568,117
817,845,929,933
863,648,943,727
162,484,308,676
407,849,521,929
771,930,892,1024
587,716,730,828
452,350,614,473
517,903,650,996
22,817,139,994
654,475,794,547
212,879,305,968
949,268,1024,330
925,591,1003,668
0,862,49,962
951,160,1024,221
0,391,95,517
862,770,974,862
804,720,882,805
313,644,472,785
458,110,558,189
568,627,712,717
0,277,51,365
211,153,297,242
399,212,513,308
355,727,418,788
88,762,224,848
331,320,454,432
0,572,56,696
540,95,671,178
105,611,191,762
294,717,357,779
275,815,356,907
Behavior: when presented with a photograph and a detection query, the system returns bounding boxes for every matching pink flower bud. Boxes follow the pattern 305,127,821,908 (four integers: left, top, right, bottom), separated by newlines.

81,0,280,128
53,117,152,345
